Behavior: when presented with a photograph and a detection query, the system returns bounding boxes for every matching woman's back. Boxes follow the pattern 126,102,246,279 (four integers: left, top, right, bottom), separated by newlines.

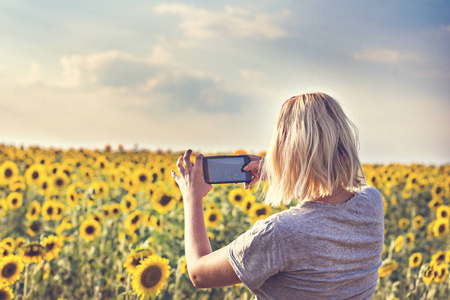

228,185,384,300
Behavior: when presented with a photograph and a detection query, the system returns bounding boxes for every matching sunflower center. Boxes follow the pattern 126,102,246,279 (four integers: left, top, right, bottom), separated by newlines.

256,208,266,216
4,168,12,178
413,256,419,263
246,203,252,210
131,215,139,224
31,208,36,215
1,263,16,278
141,266,162,288
209,214,217,222
46,243,55,251
56,179,64,186
441,211,448,218
113,208,119,214
126,201,131,208
86,226,95,234
438,224,445,233
57,208,62,214
43,182,48,189
47,207,53,215
436,187,442,194
159,195,172,207
139,175,147,182
12,199,17,205
100,162,105,169
131,258,142,267
25,246,42,257
70,195,74,201
234,195,242,202
30,223,40,232
32,171,39,179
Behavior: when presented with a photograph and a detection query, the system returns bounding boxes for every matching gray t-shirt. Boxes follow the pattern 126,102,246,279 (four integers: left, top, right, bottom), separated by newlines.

227,185,384,300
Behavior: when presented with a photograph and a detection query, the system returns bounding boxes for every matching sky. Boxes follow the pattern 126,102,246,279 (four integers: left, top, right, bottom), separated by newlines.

0,0,449,164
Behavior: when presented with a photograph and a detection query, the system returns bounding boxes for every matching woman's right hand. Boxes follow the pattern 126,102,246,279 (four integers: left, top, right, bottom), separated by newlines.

243,155,265,189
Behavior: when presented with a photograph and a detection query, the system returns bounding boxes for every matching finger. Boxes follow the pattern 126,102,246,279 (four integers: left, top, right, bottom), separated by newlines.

244,182,249,189
184,149,193,172
194,153,204,175
243,160,260,171
171,170,180,182
177,156,185,175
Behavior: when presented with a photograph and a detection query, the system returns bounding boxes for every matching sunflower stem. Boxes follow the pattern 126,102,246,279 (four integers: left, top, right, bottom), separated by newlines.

23,263,29,300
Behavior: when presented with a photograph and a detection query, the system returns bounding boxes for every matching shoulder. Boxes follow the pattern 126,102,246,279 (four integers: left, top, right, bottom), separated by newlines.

359,185,383,201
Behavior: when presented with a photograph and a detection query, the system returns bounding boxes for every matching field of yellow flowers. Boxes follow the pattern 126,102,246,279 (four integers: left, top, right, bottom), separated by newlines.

0,144,449,300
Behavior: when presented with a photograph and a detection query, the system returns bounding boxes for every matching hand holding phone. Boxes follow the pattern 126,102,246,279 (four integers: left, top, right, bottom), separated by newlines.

203,155,252,184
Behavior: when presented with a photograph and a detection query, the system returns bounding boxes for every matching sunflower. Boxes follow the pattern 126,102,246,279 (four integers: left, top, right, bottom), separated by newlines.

27,221,43,237
405,233,415,245
0,246,12,258
228,188,246,206
80,219,101,242
413,215,424,229
0,161,19,183
151,188,175,214
38,177,52,196
0,238,15,252
0,199,8,217
428,198,443,211
15,237,26,250
204,208,223,228
101,205,111,219
250,203,272,221
422,265,435,284
433,218,449,238
378,260,398,277
431,181,445,198
123,248,155,274
437,205,450,219
42,201,57,221
133,169,151,189
150,216,164,230
20,244,45,264
433,263,449,283
65,189,79,208
125,210,144,233
88,212,103,225
431,251,446,265
0,284,14,300
6,192,23,210
241,194,256,214
80,167,95,181
398,218,410,229
409,253,422,268
94,156,110,171
93,180,109,199
51,172,70,191
120,194,137,214
0,255,24,285
131,255,171,299
116,274,126,284
394,236,403,253
25,164,46,185
57,222,74,242
179,256,187,275
26,200,41,221
42,235,64,261
109,203,121,217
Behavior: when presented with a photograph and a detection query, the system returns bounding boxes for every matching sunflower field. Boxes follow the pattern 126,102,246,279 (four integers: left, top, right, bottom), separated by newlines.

0,144,449,300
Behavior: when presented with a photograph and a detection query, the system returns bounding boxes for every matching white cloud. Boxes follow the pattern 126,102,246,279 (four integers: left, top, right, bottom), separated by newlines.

240,69,264,80
353,49,421,64
154,4,289,40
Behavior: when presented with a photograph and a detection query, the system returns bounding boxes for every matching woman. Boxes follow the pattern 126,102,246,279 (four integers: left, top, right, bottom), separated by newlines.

171,92,384,299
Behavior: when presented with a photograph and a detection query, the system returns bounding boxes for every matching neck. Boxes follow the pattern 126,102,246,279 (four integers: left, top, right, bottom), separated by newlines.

311,188,354,204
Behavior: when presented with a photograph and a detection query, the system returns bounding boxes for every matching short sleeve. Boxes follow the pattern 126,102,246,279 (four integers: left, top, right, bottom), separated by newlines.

227,217,284,290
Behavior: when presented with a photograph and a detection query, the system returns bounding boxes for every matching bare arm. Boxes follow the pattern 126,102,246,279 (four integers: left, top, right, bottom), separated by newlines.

172,150,241,288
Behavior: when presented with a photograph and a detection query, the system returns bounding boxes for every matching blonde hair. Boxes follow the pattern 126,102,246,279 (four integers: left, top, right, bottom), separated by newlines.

262,92,366,207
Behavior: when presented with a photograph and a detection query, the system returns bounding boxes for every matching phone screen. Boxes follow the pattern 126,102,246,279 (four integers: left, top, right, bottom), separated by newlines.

203,156,251,184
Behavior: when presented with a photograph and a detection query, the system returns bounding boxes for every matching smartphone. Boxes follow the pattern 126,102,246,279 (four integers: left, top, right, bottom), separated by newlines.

203,155,251,184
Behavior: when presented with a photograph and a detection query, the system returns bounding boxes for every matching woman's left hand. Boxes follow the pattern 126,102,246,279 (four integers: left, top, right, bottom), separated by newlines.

172,149,212,202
